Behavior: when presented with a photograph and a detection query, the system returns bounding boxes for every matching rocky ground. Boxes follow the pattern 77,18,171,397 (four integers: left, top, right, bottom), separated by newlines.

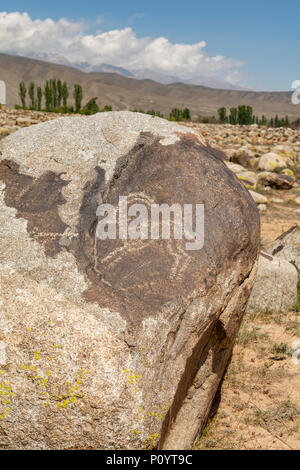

185,121,300,245
0,107,299,449
0,106,77,138
185,121,300,450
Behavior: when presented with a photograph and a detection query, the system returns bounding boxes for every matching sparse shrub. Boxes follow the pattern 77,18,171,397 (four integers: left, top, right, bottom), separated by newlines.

103,105,112,112
270,342,291,355
237,326,268,347
82,97,100,115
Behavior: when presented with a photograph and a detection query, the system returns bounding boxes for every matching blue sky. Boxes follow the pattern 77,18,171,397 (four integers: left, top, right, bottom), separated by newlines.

0,0,299,90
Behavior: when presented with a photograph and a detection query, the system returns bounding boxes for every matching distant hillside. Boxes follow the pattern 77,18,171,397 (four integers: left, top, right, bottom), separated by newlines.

0,53,298,119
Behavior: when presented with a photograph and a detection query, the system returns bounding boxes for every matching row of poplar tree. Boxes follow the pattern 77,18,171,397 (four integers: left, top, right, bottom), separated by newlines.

217,105,291,127
18,80,109,114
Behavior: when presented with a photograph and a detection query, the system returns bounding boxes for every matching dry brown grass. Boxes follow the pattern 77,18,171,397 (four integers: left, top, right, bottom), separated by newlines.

195,310,300,450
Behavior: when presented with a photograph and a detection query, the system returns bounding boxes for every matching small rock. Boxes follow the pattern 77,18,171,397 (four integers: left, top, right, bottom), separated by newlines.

272,145,297,163
258,152,289,171
258,204,267,212
225,161,245,174
16,117,39,126
257,172,294,190
237,171,258,190
249,190,268,204
0,127,10,138
271,197,284,204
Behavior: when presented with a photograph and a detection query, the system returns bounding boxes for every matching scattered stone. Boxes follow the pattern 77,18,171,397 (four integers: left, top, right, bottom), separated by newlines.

225,161,245,174
0,127,10,138
246,252,298,314
231,150,255,168
272,144,297,163
281,168,296,181
249,190,268,205
257,152,288,171
237,171,258,190
257,172,294,190
271,197,284,204
16,117,40,126
258,204,267,212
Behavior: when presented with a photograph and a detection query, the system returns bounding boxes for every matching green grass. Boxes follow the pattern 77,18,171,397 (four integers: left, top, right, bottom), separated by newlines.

270,342,294,356
292,281,300,312
237,326,268,347
253,401,300,426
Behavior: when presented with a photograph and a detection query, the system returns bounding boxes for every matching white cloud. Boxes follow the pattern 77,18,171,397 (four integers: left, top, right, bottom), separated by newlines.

0,11,244,84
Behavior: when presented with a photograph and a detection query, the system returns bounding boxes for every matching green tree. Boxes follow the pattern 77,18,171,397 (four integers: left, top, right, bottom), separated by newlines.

29,82,36,109
44,81,52,111
57,80,63,107
103,105,112,112
182,108,191,120
237,105,253,125
170,108,184,121
50,79,57,109
83,97,100,114
37,87,43,111
62,82,69,107
218,107,227,123
229,107,238,125
19,82,27,109
73,84,83,113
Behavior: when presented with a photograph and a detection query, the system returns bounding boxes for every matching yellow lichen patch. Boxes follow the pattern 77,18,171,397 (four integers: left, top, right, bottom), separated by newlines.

281,168,296,181
34,351,41,360
18,329,90,413
142,432,160,450
0,374,14,420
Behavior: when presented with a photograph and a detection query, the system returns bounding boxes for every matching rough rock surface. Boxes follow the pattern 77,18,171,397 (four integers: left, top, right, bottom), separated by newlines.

258,152,289,171
267,225,300,272
257,172,295,190
249,190,268,205
246,252,298,314
0,111,260,450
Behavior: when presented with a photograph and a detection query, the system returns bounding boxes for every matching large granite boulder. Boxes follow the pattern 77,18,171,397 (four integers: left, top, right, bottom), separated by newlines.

0,111,260,450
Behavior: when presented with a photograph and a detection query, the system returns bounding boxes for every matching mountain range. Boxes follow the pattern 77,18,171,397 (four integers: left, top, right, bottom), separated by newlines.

0,52,298,120
19,52,247,90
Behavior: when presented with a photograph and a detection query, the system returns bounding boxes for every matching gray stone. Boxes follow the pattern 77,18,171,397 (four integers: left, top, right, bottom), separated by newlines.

258,204,267,212
0,111,260,450
246,252,298,314
249,190,268,205
258,152,289,171
267,225,300,272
